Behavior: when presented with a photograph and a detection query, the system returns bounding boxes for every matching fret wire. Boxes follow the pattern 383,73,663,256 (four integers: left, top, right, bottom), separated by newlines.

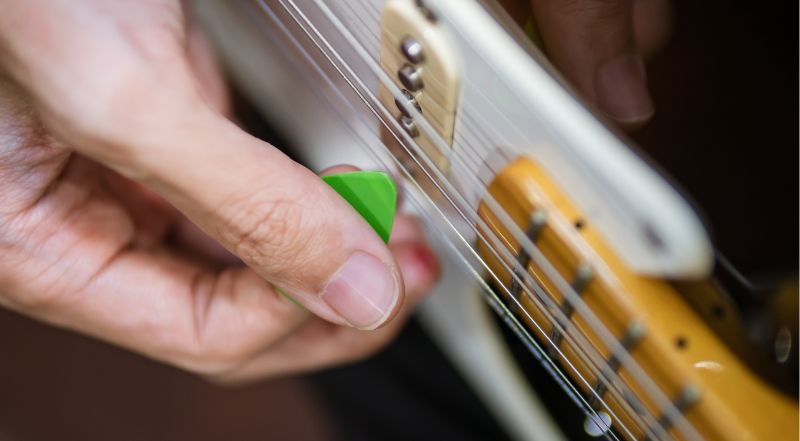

508,209,546,302
277,1,665,438
266,2,696,438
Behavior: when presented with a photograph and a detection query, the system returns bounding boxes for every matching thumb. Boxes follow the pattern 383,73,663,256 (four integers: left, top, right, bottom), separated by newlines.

0,1,403,330
96,109,404,330
136,114,405,331
531,0,654,126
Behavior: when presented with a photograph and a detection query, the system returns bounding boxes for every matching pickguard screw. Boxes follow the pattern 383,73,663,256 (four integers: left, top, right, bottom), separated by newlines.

398,115,419,138
398,63,424,92
414,0,437,22
400,36,425,64
395,89,422,118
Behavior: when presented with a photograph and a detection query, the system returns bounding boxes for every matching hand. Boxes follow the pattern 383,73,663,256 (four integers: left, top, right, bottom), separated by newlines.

530,0,672,127
0,1,439,382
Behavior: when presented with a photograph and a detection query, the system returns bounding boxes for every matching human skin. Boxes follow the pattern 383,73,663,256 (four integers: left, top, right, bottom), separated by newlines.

0,0,664,383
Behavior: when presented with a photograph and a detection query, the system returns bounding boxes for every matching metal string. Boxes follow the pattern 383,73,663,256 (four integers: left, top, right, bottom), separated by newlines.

276,2,680,436
272,0,680,436
268,5,649,439
254,1,704,439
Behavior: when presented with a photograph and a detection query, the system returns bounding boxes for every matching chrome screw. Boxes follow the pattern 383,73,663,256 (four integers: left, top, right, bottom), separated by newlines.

398,63,424,92
395,89,421,118
414,0,437,22
398,115,419,138
400,37,425,64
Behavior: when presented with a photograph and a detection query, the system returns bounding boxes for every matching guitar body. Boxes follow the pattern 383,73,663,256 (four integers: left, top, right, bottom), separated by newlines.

194,1,798,439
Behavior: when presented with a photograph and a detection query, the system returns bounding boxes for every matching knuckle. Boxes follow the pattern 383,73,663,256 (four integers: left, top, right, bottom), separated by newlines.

24,28,197,166
222,186,329,279
177,273,257,372
228,198,302,261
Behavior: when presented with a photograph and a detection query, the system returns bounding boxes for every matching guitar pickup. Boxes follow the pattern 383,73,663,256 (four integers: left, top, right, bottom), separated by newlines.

379,0,460,172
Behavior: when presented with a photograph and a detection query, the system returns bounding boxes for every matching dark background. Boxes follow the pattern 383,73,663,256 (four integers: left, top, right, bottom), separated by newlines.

1,1,796,440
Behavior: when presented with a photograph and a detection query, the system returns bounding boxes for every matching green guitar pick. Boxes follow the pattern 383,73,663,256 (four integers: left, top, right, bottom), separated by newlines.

323,171,397,243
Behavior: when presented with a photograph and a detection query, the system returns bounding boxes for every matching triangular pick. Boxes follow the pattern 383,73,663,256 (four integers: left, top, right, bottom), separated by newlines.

323,171,397,243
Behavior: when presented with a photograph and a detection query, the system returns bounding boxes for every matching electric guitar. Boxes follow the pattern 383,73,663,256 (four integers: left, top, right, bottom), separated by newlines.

193,1,798,439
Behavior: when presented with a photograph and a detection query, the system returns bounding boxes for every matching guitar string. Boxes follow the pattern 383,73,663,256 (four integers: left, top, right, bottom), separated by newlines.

262,2,636,438
266,1,701,439
276,2,676,436
340,0,505,181
337,0,486,176
261,10,627,426
272,4,660,440
338,0,539,160
302,8,688,440
276,0,680,436
329,4,576,206
337,0,381,55
329,3,523,194
316,6,704,440
338,0,500,183
334,0,528,190
268,2,668,436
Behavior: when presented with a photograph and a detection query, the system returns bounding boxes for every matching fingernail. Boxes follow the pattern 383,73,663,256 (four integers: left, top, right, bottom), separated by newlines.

322,251,400,330
595,54,654,124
